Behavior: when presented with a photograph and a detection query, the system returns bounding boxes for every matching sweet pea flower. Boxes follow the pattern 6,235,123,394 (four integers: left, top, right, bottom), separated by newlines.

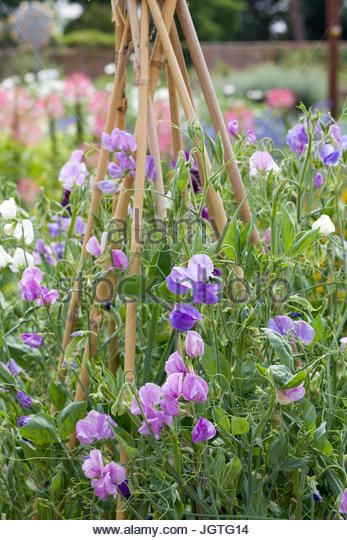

108,153,136,178
165,351,188,375
59,150,88,190
145,155,157,181
312,214,335,236
320,143,340,166
130,383,161,415
170,303,202,331
91,461,127,500
277,383,305,405
339,337,347,350
86,232,107,257
0,245,12,269
21,333,43,348
291,320,315,345
9,248,34,272
17,415,31,427
19,266,43,301
97,180,119,194
192,417,216,444
3,358,22,376
314,172,324,188
161,373,183,401
166,266,192,295
249,151,280,177
16,390,33,408
286,123,308,155
187,254,214,282
137,406,173,439
0,197,16,219
74,216,85,236
246,129,257,144
339,489,347,513
102,128,137,153
82,449,104,479
13,219,34,245
186,331,204,358
112,249,128,269
76,410,116,445
268,315,293,336
182,372,208,402
193,281,220,304
227,119,239,137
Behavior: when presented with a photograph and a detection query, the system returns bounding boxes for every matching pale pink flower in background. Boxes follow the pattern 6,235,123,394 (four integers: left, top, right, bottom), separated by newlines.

249,151,280,177
90,90,110,137
267,88,296,110
153,99,173,156
17,178,41,207
64,72,94,103
225,104,255,132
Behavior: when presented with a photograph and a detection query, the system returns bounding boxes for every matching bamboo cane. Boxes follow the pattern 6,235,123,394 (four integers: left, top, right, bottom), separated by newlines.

176,0,259,244
148,96,167,220
55,19,130,383
166,64,184,159
117,0,150,520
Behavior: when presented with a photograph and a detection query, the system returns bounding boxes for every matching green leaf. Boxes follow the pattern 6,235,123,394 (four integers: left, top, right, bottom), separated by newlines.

269,364,293,387
221,219,239,262
221,456,242,489
201,345,231,382
214,407,230,432
263,328,294,370
282,208,295,254
289,229,319,257
314,421,333,455
0,363,15,385
231,416,250,435
58,401,87,440
20,414,57,446
48,381,67,410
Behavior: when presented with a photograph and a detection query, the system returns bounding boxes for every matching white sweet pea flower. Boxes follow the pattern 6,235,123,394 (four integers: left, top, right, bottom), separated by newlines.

0,197,17,219
312,214,335,236
3,223,15,236
9,248,34,272
249,151,280,177
0,245,12,269
13,219,35,245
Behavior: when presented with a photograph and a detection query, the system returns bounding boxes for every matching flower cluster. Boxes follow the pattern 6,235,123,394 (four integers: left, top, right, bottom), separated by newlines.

85,230,129,270
267,315,315,346
130,331,216,443
19,266,58,306
58,149,88,192
82,449,128,500
76,410,116,445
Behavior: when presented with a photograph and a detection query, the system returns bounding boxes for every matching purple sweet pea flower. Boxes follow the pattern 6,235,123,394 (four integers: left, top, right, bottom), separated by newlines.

227,119,239,137
130,383,161,415
166,266,192,296
193,281,220,304
264,227,271,246
320,143,340,166
53,242,65,260
314,172,324,188
267,315,294,336
286,123,308,155
82,449,104,479
48,216,71,238
277,383,305,405
112,249,128,270
16,390,33,408
97,180,119,194
137,406,173,439
59,150,88,190
291,320,315,345
21,333,44,348
339,488,347,513
118,480,131,499
186,331,205,358
192,417,216,444
86,232,107,257
102,128,137,153
74,216,85,236
246,129,257,144
169,303,202,331
182,372,208,402
37,286,59,306
17,415,31,427
36,240,55,264
108,152,136,178
4,358,22,376
145,155,157,182
165,351,188,375
161,373,183,401
76,410,116,445
91,472,117,499
188,254,214,282
20,266,43,302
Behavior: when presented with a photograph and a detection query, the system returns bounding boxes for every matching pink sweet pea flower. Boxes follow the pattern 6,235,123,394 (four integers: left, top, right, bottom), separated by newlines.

86,232,108,257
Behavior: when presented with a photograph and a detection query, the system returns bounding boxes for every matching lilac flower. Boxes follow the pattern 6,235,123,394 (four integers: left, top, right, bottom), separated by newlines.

277,383,305,405
188,254,214,282
36,240,55,265
166,266,192,296
130,383,161,415
37,286,59,306
286,123,308,155
192,417,216,444
21,333,43,348
86,232,107,257
182,372,208,402
313,490,323,503
320,143,340,166
59,149,88,190
193,281,220,304
48,216,71,238
246,129,257,144
161,373,183,401
76,410,116,445
249,151,280,177
186,331,204,358
74,216,85,235
227,119,239,137
3,358,22,376
82,449,104,479
170,303,202,331
130,383,173,439
20,266,43,302
53,242,65,260
145,155,157,182
291,320,315,345
201,206,209,221
314,172,324,188
102,128,137,153
329,123,347,150
16,390,33,408
264,227,271,245
339,489,347,513
268,315,293,336
137,406,173,439
91,472,117,499
112,249,128,270
17,415,31,427
108,153,136,178
165,351,188,375
118,480,131,499
98,180,119,194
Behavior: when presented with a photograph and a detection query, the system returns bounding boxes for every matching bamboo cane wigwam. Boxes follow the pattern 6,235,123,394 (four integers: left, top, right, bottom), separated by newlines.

57,0,259,518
